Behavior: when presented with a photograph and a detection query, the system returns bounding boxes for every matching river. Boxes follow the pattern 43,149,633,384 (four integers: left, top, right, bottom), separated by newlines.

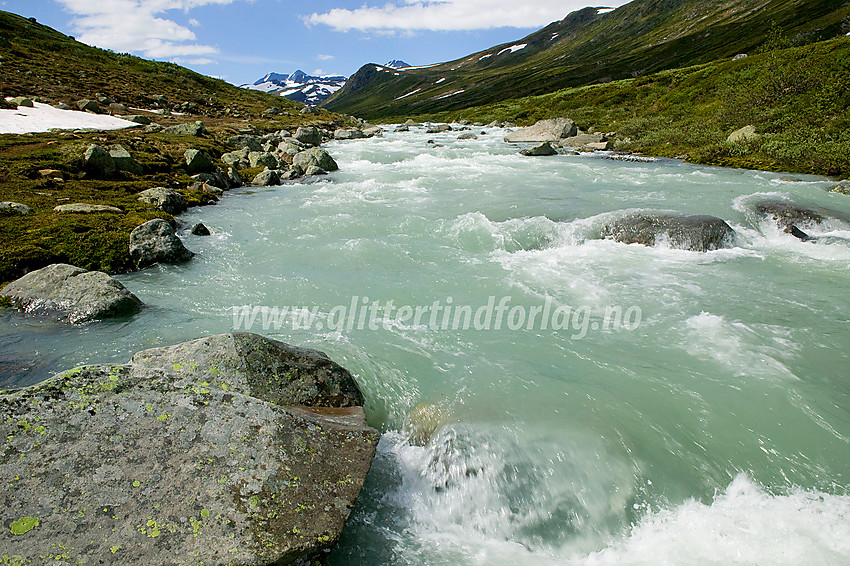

2,126,849,564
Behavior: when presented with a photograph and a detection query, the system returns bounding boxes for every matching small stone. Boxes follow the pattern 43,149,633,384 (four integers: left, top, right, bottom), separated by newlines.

76,99,100,113
0,201,32,215
53,203,122,214
9,96,33,108
137,187,187,215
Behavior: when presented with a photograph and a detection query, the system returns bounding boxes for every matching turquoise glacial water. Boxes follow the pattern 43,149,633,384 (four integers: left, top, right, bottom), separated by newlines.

2,127,849,564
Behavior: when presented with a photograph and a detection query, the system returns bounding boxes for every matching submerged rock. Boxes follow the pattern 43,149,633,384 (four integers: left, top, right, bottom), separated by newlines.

0,333,378,565
191,222,211,236
0,263,142,323
129,218,194,268
601,214,735,251
504,118,577,143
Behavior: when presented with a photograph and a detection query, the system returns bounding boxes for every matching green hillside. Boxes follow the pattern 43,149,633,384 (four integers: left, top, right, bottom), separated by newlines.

416,36,850,178
0,11,352,285
323,0,850,119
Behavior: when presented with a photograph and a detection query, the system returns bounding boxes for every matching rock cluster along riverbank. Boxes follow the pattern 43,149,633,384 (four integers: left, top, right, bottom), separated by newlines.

0,333,379,564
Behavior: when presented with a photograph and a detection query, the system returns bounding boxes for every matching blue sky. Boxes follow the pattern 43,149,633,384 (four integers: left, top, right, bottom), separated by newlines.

2,1,630,85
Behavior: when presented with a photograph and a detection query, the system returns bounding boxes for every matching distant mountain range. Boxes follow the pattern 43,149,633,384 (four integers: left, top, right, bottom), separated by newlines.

243,61,411,106
322,0,849,118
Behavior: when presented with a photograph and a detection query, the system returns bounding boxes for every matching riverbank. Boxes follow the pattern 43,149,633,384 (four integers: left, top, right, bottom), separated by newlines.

401,37,850,178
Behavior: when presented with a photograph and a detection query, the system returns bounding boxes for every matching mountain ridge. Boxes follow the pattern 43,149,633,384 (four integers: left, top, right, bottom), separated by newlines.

322,0,850,119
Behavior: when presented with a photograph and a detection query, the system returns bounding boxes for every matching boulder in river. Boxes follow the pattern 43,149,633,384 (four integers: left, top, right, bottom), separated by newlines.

293,148,338,174
191,222,211,236
504,118,577,143
129,218,194,268
520,142,558,156
752,200,835,241
334,128,364,140
252,168,281,186
601,214,735,251
0,333,379,565
0,263,142,323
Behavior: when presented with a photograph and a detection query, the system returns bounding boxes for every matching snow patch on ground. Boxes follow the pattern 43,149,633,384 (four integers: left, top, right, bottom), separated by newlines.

436,90,465,100
497,44,527,56
435,78,446,84
479,54,492,61
0,102,140,134
395,89,422,101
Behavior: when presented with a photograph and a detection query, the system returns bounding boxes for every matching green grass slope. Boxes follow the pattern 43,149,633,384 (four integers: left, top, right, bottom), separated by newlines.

323,0,850,120
0,10,305,119
416,36,850,178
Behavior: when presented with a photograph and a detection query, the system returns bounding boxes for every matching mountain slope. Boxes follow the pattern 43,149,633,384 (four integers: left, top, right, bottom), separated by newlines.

323,0,850,119
242,70,348,106
0,11,308,119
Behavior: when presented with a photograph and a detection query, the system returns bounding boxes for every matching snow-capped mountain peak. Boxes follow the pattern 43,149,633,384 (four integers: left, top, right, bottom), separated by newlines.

242,69,348,106
385,60,411,69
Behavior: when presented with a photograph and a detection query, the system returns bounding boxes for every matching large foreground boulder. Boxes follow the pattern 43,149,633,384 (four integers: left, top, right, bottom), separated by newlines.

0,333,379,565
601,214,735,251
504,118,577,143
129,219,194,268
0,263,142,323
751,200,849,241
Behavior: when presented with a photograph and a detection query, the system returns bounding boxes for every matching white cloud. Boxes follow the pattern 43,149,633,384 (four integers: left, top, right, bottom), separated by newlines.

312,68,324,75
55,0,238,61
316,54,335,60
305,0,632,32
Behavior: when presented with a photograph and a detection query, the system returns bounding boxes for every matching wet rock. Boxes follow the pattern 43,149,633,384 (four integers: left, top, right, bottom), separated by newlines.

305,165,328,176
361,124,383,137
520,142,558,156
109,144,142,174
293,148,338,173
53,203,122,214
395,125,410,133
137,187,187,215
252,169,281,186
0,201,32,215
426,124,452,134
191,222,210,236
830,180,850,195
184,148,216,174
504,118,577,143
754,200,824,228
129,218,194,268
0,263,142,323
457,132,478,140
226,167,243,188
334,128,364,140
0,333,378,565
601,214,735,251
83,144,116,177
